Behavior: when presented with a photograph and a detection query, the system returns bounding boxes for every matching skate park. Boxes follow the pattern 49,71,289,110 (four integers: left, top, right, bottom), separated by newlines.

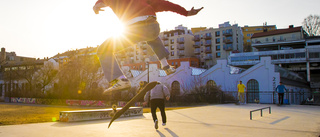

0,103,319,137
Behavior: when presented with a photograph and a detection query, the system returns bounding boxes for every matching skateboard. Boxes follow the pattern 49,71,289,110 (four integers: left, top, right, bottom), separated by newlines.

108,81,158,128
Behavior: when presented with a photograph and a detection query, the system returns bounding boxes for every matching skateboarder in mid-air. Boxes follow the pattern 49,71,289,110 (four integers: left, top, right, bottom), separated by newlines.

93,0,203,94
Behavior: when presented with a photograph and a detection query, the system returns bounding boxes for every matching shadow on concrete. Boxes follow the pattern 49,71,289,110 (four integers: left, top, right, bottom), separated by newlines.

51,115,146,127
156,130,166,137
164,128,178,137
171,111,211,126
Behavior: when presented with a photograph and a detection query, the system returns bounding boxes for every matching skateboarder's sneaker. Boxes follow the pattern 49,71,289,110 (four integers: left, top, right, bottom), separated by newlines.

162,123,166,126
154,120,158,129
103,78,131,94
163,65,176,75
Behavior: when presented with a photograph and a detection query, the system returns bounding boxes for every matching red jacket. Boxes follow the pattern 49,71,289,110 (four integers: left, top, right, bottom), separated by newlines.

96,0,188,22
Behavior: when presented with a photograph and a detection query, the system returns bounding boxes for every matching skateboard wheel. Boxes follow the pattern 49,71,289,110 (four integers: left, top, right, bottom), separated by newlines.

112,104,117,111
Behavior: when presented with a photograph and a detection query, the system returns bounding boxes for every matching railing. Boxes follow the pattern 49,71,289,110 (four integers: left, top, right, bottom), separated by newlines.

250,107,271,120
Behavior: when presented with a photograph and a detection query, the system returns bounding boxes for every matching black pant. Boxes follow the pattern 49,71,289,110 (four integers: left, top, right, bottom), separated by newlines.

278,93,284,104
150,99,166,123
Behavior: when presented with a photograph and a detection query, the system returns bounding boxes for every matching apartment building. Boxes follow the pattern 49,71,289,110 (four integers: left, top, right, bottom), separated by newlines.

193,22,244,68
118,25,199,69
229,26,320,91
242,24,277,52
0,48,48,101
52,46,98,68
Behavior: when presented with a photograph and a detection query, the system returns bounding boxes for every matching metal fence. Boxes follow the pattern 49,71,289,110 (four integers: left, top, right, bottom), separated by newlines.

179,91,319,105
219,91,318,105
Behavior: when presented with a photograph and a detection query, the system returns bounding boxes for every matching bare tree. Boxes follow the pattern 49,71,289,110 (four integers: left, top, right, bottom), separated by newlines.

302,14,320,36
34,61,58,96
54,51,104,99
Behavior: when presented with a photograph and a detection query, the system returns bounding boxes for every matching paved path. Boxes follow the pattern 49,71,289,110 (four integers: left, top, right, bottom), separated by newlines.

0,104,319,137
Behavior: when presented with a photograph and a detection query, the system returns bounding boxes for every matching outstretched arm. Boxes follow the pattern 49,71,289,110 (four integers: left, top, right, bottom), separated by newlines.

187,7,204,16
149,0,203,17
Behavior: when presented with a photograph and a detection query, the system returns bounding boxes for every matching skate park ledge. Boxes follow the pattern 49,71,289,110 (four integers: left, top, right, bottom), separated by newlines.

59,107,143,122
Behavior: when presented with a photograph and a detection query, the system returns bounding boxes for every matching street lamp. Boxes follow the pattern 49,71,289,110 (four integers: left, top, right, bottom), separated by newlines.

146,62,149,83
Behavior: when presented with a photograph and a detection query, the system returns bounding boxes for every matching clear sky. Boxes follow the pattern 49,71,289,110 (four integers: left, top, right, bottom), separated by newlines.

0,0,319,59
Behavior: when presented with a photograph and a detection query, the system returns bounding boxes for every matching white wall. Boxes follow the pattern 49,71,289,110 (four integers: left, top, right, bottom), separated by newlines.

130,57,282,103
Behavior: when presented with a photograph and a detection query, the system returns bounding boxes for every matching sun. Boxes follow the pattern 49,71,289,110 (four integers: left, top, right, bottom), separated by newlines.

108,22,125,37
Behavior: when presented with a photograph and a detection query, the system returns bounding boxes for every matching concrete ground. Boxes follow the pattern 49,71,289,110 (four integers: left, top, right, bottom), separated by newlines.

0,104,319,137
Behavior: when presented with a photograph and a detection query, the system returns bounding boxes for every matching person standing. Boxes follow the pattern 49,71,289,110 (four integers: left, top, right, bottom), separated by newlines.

237,81,247,104
143,82,170,129
275,82,288,105
93,0,203,94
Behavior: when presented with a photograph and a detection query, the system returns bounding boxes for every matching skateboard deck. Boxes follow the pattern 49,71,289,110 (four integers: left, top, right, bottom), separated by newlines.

108,81,158,128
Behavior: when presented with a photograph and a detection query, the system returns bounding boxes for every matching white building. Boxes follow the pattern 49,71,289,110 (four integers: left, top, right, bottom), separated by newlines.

128,57,310,104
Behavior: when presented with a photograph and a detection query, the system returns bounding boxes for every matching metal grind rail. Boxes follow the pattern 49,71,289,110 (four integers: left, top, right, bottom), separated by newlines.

250,107,271,120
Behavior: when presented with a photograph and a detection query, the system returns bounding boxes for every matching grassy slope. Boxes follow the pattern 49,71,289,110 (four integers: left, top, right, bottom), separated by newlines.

0,103,190,126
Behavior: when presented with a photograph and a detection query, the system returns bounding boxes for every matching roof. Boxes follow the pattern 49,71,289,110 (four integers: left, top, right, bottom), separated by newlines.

251,26,302,38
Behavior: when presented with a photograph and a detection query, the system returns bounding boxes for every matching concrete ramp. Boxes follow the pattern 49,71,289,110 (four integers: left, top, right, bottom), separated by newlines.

59,107,143,122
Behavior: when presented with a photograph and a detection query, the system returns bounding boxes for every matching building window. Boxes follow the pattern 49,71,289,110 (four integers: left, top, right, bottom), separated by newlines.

247,39,251,42
216,52,221,58
171,51,174,56
215,31,220,36
216,38,220,44
216,45,220,50
280,36,284,41
170,39,174,44
247,34,251,37
171,45,174,50
205,40,211,45
310,52,320,58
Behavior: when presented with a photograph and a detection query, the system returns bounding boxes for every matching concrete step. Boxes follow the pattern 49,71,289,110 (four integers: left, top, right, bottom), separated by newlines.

59,107,143,122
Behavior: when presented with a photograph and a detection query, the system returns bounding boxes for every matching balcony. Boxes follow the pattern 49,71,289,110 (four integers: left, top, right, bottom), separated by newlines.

223,45,233,51
223,31,233,36
251,38,305,47
205,56,213,60
223,39,233,44
194,50,200,55
178,52,185,56
140,44,147,49
164,41,169,46
177,39,185,44
162,36,169,40
204,35,212,40
205,49,212,53
228,48,309,66
205,43,211,47
178,45,185,50
193,37,200,41
127,52,134,57
193,44,200,48
142,50,147,55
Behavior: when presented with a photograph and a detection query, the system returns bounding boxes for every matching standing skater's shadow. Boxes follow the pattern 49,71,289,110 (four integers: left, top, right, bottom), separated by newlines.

165,128,178,137
156,128,179,137
156,130,166,137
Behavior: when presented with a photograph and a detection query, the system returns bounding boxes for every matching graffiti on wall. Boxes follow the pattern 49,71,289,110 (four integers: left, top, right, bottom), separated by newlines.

11,98,36,104
9,97,142,107
66,100,107,107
